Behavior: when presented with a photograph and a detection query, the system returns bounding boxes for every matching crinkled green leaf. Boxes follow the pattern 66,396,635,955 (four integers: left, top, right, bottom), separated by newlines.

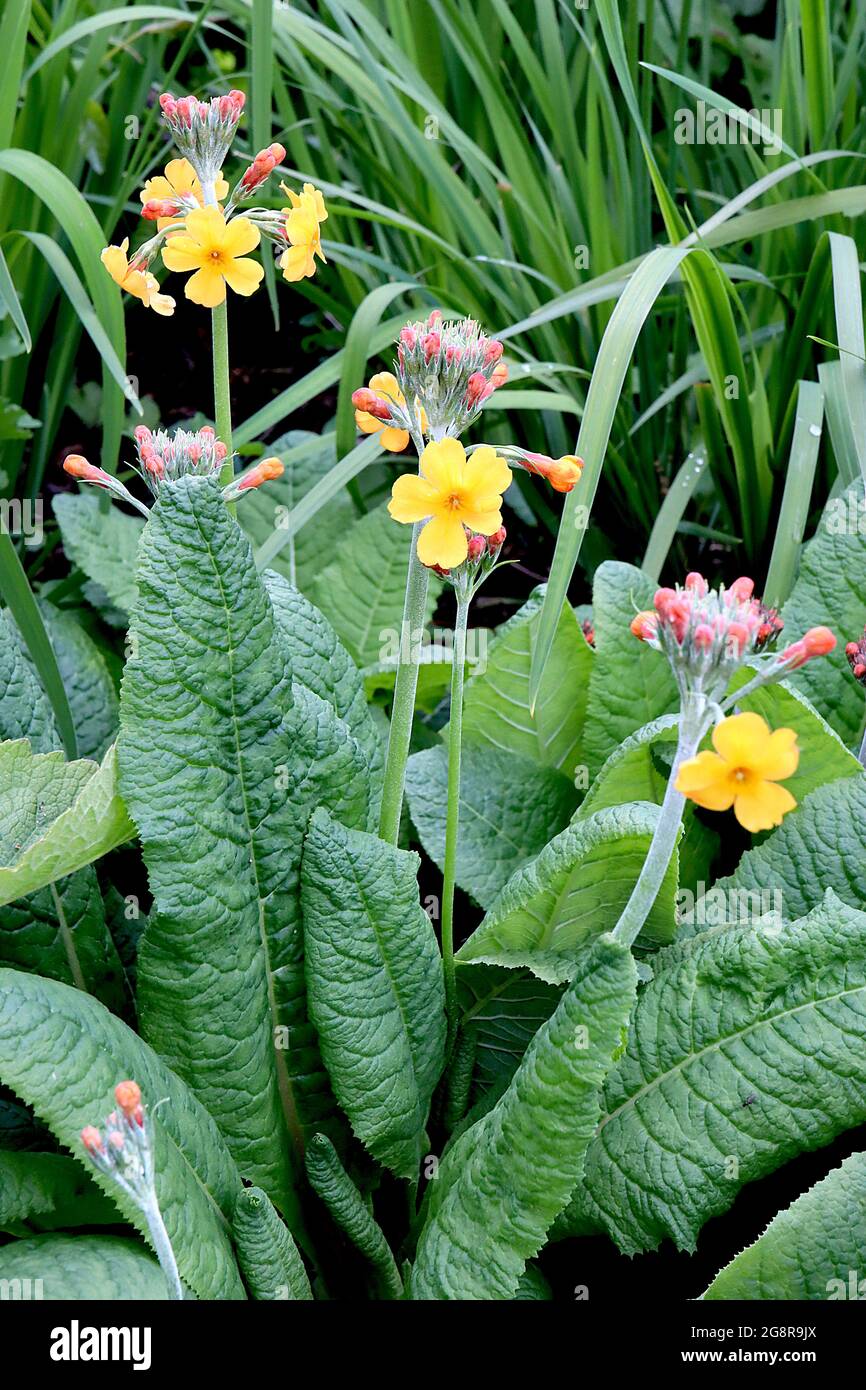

0,1234,170,1299
0,867,125,1011
717,773,866,924
308,502,441,668
119,479,373,1219
0,968,244,1300
263,570,383,796
578,714,679,817
582,562,678,776
35,602,119,759
232,1185,313,1301
301,808,446,1179
577,893,866,1255
406,741,578,909
0,609,58,750
53,492,143,619
410,935,637,1299
0,742,135,907
0,1151,115,1231
457,802,679,982
460,587,590,777
730,674,861,803
703,1150,866,1300
457,965,562,1097
782,481,866,744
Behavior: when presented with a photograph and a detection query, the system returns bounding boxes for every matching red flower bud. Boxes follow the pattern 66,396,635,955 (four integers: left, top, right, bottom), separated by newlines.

467,534,486,562
685,572,708,595
728,576,755,601
63,454,109,485
466,372,493,408
488,525,506,550
802,626,836,657
81,1126,103,1153
115,1080,141,1115
141,198,180,221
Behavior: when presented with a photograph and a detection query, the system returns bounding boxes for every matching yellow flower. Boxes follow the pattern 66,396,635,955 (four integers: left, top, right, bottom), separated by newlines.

139,158,228,228
100,239,175,316
388,438,512,568
675,712,799,834
283,182,328,224
161,206,263,307
278,195,327,283
354,372,419,453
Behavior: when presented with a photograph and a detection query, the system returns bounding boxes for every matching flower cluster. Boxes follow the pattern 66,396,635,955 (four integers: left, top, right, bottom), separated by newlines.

846,625,866,685
80,1081,152,1206
388,437,511,569
630,572,835,700
63,425,283,513
100,89,327,312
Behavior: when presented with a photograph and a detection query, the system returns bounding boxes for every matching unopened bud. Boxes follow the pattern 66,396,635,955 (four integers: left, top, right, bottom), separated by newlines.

488,525,506,550
63,454,108,484
115,1080,142,1115
142,198,181,221
81,1126,103,1153
466,534,486,562
491,362,508,388
236,457,284,493
630,610,658,641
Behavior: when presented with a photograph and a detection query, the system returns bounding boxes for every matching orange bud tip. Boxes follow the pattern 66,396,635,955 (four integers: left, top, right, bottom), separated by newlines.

80,1126,103,1153
236,458,284,492
803,626,836,657
630,610,657,641
63,454,107,484
114,1080,142,1114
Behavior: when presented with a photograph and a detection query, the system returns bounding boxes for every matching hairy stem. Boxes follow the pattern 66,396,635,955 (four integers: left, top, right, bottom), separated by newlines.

377,527,430,844
211,299,234,496
143,1194,184,1300
611,694,709,950
441,589,470,1050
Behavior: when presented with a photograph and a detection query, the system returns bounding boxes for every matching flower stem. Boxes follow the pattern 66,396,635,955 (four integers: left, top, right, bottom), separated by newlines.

211,299,234,495
611,695,708,950
143,1195,184,1300
377,527,430,844
859,723,866,768
441,589,470,1051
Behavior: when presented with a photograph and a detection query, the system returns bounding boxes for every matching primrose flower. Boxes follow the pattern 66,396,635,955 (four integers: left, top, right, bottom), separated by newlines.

353,372,425,453
139,157,228,228
284,182,328,224
161,206,263,306
388,437,511,569
278,188,327,282
675,712,799,833
159,89,245,189
101,239,175,315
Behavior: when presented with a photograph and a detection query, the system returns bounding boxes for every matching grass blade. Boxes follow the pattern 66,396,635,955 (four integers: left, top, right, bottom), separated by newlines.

763,380,824,609
0,532,77,759
641,448,708,583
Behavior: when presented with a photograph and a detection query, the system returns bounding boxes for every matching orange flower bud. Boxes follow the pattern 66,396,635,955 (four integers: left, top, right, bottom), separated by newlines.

63,454,108,484
802,626,836,657
630,610,657,641
114,1080,141,1115
81,1126,103,1153
237,457,284,492
491,362,509,388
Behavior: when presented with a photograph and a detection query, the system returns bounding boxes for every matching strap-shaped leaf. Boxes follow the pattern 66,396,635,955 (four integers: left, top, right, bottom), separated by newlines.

0,742,135,907
410,935,637,1300
703,1151,866,1300
119,478,372,1217
301,809,446,1178
406,741,578,909
582,561,678,776
0,1234,169,1299
782,480,866,743
459,587,589,778
457,802,678,982
0,968,244,1300
232,1186,313,1300
578,893,866,1255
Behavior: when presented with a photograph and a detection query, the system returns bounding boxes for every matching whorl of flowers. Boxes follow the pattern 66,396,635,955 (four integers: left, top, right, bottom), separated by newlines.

158,89,246,189
80,1081,152,1206
630,572,836,700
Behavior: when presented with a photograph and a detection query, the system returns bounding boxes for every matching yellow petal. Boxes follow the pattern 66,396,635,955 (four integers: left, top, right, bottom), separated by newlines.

711,712,770,768
101,244,129,285
279,244,314,281
752,725,800,782
183,265,226,307
140,175,174,204
675,751,736,811
161,235,206,273
222,216,261,257
149,291,176,317
388,474,440,523
416,513,468,568
457,507,502,535
355,411,383,436
222,255,264,297
420,437,465,492
464,446,512,498
369,372,403,404
379,426,410,453
182,204,226,248
733,780,797,833
164,159,198,196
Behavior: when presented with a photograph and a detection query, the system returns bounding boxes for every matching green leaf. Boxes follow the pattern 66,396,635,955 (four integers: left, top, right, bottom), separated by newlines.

578,714,679,817
717,773,866,924
241,431,355,590
457,965,561,1097
459,588,590,777
34,603,119,760
577,893,866,1255
0,867,125,1011
364,643,456,714
0,968,244,1300
405,741,578,909
703,1151,866,1301
781,481,866,744
457,802,679,982
0,1234,170,1300
304,1133,403,1298
119,479,373,1219
0,608,59,751
410,934,637,1299
263,570,383,796
308,502,441,669
730,675,861,804
53,493,143,620
0,1151,114,1232
0,535,76,756
582,562,678,777
301,808,446,1179
232,1186,313,1301
0,743,135,908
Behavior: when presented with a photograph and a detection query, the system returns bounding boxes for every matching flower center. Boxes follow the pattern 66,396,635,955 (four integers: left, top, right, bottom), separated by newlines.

732,767,749,783
445,493,462,511
209,249,225,264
